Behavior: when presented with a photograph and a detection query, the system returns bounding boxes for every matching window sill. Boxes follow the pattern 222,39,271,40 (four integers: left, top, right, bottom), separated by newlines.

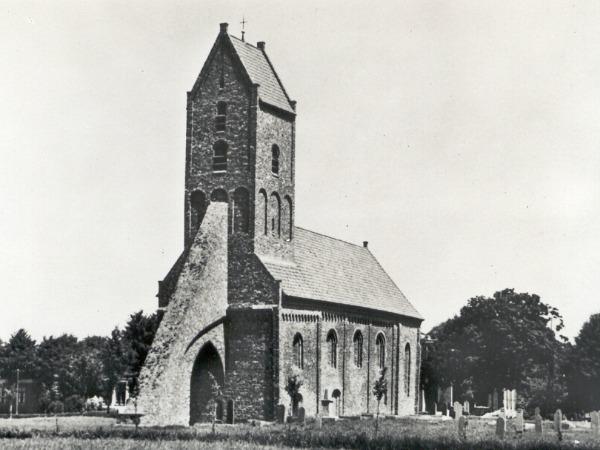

213,170,227,175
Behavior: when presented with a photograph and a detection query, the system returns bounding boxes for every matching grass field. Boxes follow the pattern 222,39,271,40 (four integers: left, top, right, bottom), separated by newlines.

0,415,599,449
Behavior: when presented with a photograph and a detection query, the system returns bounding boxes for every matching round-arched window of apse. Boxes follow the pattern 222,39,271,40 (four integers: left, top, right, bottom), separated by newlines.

353,330,363,368
375,333,385,369
326,329,337,368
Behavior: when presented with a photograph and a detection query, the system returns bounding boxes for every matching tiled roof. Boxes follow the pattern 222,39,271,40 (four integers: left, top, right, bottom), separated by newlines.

229,36,295,114
259,227,423,320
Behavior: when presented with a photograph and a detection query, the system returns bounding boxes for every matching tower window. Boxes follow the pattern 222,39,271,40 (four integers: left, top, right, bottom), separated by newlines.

269,192,281,238
212,141,228,171
327,329,337,368
215,102,227,132
271,145,280,175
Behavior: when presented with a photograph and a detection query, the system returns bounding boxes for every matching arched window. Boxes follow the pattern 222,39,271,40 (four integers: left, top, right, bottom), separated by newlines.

404,343,411,396
293,333,303,369
212,141,228,171
232,187,250,233
210,188,228,203
283,195,293,241
271,145,280,175
376,333,385,369
190,190,206,237
258,189,267,235
215,102,227,131
326,329,337,368
269,192,281,238
353,330,363,368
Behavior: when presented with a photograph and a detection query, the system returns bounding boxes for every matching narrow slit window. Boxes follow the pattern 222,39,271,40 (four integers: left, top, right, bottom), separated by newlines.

271,145,280,175
212,141,228,171
215,102,227,132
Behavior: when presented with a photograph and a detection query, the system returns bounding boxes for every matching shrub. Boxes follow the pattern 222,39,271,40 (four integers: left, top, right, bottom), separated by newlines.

64,395,85,413
47,400,64,414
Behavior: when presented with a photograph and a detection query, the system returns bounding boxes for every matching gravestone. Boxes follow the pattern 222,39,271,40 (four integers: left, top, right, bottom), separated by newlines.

496,416,506,439
488,393,492,408
514,409,524,434
315,415,322,429
226,399,234,425
464,400,470,415
534,407,541,417
298,407,306,423
512,390,517,412
554,409,562,440
216,399,224,422
276,404,286,424
434,402,438,415
591,411,599,438
454,402,463,420
493,390,499,411
458,415,468,440
535,414,543,435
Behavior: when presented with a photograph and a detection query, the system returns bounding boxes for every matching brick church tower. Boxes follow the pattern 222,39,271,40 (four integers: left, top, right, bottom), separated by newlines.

138,23,423,427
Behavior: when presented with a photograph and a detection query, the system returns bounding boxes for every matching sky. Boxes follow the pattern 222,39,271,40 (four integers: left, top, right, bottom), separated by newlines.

1,0,599,342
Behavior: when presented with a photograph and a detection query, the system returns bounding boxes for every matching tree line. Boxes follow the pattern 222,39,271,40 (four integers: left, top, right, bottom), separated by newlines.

0,310,162,413
421,288,600,417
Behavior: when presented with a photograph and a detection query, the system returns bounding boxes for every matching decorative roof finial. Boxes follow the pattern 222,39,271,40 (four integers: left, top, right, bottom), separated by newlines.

240,16,247,42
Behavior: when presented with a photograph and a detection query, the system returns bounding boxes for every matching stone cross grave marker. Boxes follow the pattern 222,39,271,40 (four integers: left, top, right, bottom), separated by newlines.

276,404,286,424
515,409,524,434
454,402,463,420
591,411,599,438
554,409,562,440
458,415,468,440
496,416,506,440
464,400,470,415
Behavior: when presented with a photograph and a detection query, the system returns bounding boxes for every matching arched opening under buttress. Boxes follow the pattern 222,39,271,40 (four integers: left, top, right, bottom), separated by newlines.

189,342,224,425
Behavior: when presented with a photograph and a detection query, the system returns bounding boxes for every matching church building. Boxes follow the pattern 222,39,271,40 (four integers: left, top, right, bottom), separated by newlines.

137,23,424,426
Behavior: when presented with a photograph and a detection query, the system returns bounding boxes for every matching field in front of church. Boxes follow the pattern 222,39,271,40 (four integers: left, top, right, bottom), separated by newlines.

0,415,599,449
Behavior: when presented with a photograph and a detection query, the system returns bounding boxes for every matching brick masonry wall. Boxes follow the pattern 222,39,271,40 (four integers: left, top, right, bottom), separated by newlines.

254,108,295,261
278,307,420,418
137,203,229,426
222,307,277,420
185,40,254,248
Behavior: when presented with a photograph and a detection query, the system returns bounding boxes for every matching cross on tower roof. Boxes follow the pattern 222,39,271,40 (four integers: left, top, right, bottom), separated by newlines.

240,16,247,42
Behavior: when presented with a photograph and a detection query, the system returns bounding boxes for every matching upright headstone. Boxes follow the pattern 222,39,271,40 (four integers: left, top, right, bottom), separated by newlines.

496,416,506,439
454,402,463,420
297,407,306,423
488,393,492,408
493,390,499,411
276,404,286,424
464,400,470,415
421,390,426,413
503,389,508,411
434,402,438,415
458,415,468,440
512,390,517,412
515,409,524,434
554,409,562,440
315,415,322,429
534,413,543,435
591,411,599,438
226,399,234,425
534,407,541,417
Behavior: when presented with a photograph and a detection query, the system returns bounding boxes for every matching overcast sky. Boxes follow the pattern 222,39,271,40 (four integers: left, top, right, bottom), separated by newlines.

2,0,599,342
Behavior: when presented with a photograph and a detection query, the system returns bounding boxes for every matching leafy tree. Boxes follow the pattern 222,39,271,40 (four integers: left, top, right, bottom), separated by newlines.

0,329,38,382
36,334,79,399
122,310,163,394
373,367,388,438
285,369,304,417
424,289,567,414
101,327,128,401
565,313,600,413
